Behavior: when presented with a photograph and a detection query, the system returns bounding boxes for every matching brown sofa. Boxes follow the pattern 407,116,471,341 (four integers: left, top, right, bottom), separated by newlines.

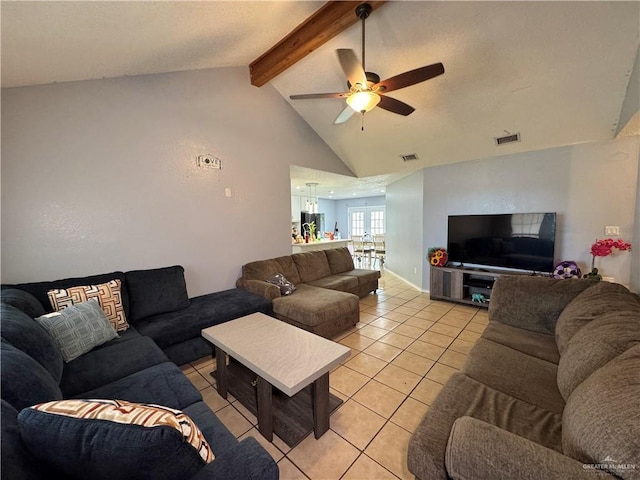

408,276,640,480
236,247,380,338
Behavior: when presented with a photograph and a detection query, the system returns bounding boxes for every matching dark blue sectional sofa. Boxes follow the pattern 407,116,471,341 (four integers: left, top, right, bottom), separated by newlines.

1,265,278,480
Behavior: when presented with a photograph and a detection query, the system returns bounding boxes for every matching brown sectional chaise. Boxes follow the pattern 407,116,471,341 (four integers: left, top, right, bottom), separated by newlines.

236,247,380,338
408,276,640,480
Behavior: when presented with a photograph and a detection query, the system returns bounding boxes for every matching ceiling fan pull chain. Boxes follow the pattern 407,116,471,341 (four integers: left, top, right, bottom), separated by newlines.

361,113,365,131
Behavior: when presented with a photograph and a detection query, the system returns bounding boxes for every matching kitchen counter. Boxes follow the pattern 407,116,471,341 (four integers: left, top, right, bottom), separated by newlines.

292,238,351,254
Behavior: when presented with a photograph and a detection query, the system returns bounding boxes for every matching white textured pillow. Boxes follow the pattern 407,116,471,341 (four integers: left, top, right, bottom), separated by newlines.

35,298,118,362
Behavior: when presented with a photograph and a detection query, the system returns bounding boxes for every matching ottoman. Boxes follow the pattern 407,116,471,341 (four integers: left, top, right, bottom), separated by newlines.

272,284,359,338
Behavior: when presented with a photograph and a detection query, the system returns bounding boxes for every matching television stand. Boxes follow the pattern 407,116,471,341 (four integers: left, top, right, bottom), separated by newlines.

429,266,521,308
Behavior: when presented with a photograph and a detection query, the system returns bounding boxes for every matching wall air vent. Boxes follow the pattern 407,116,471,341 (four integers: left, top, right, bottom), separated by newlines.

495,133,521,145
400,153,419,162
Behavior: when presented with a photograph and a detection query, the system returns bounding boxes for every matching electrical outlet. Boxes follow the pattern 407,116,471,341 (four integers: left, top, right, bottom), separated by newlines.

604,226,620,236
414,267,417,274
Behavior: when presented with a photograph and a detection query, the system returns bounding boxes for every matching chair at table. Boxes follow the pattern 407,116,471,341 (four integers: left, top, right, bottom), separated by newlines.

373,235,385,268
353,234,374,266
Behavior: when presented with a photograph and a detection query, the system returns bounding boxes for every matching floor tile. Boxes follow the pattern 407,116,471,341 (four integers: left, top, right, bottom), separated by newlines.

369,317,401,331
215,404,253,438
403,317,434,330
239,428,284,462
359,312,379,324
359,324,391,340
345,352,387,377
405,340,445,361
393,305,421,316
200,386,229,412
331,399,386,450
439,350,467,369
353,380,406,418
191,356,214,369
180,364,195,374
287,429,360,480
277,457,310,480
391,351,435,376
429,322,463,337
413,309,444,321
379,297,407,306
339,332,376,351
410,378,444,406
329,366,370,397
342,454,399,480
425,362,459,385
186,371,211,391
392,323,426,339
364,422,413,479
449,338,476,355
232,399,257,425
438,315,470,328
465,321,487,334
378,332,414,349
374,364,422,395
363,341,402,362
390,397,430,434
419,331,455,348
458,329,482,343
381,311,411,323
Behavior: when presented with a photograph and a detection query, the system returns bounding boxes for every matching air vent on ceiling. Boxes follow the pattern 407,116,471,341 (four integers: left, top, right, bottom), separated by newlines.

495,133,521,145
400,153,419,162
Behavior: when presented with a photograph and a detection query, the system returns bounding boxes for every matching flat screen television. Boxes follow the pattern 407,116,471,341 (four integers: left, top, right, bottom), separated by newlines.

447,213,556,272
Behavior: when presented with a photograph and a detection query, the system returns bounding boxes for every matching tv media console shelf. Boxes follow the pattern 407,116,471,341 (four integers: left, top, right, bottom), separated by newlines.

430,266,504,308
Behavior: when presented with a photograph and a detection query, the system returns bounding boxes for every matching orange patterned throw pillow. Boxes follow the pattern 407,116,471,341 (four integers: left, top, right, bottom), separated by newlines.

18,399,214,480
48,279,129,332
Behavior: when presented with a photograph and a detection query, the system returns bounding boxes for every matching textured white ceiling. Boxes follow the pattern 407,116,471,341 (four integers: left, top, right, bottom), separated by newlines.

2,1,639,198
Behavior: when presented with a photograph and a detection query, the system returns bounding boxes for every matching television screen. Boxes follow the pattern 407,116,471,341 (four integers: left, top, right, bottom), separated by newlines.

447,213,556,272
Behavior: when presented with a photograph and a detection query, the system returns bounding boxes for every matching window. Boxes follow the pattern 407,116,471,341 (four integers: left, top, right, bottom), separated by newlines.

348,206,385,237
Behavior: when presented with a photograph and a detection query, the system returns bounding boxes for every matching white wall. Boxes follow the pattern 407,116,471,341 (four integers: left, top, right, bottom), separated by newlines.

387,136,639,292
385,175,424,288
1,67,353,295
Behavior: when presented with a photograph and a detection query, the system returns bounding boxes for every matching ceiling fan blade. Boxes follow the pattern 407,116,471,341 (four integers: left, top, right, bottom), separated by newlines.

337,49,367,88
375,63,445,93
377,95,415,116
334,105,356,124
290,92,349,100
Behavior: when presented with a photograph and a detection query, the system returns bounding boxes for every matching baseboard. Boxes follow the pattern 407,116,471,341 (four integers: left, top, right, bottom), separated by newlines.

383,268,428,294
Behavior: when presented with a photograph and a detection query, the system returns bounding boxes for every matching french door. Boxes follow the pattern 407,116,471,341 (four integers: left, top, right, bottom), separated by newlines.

348,206,385,237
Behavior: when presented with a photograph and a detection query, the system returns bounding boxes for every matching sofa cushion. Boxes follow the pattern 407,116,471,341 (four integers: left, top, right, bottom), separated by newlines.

555,281,639,355
73,362,202,410
324,247,355,274
0,341,62,411
292,251,332,283
183,401,237,456
273,284,358,328
19,399,213,480
407,373,563,480
489,276,595,334
242,256,301,285
461,338,565,414
557,310,640,400
481,321,560,364
0,303,64,382
60,336,168,397
306,274,359,292
47,279,129,332
1,400,64,480
562,345,640,479
135,289,272,349
125,265,190,323
4,270,129,318
0,288,46,317
35,298,119,363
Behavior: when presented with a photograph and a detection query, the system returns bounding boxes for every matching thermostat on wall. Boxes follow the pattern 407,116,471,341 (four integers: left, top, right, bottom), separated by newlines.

197,154,221,169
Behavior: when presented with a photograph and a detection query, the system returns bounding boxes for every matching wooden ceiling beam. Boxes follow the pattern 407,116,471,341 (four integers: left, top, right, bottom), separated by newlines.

249,1,386,87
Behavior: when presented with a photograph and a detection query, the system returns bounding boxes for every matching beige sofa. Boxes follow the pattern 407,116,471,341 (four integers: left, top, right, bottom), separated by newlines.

408,276,640,480
236,247,380,338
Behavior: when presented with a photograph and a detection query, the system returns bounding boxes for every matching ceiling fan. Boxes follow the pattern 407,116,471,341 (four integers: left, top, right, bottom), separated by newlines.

289,2,445,127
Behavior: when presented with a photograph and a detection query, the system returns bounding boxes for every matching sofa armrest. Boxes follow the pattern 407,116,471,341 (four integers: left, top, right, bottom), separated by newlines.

190,437,278,480
488,276,594,334
446,417,617,480
236,279,281,301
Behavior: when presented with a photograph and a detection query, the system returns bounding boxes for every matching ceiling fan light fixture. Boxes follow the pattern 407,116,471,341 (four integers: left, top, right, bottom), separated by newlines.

346,91,380,113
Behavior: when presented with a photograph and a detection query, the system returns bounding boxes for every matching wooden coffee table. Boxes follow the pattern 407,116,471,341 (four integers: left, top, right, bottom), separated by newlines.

201,313,351,447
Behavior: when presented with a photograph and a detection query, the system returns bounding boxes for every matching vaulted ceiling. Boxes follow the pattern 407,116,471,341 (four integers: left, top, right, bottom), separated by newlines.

2,1,639,198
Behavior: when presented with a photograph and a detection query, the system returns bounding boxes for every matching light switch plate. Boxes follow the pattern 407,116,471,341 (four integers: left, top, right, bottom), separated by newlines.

604,226,620,236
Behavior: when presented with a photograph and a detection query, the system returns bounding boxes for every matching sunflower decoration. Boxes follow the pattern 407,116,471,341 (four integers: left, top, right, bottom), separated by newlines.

428,247,448,267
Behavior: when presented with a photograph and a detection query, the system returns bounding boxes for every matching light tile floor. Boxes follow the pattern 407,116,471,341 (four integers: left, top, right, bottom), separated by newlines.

181,271,488,480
